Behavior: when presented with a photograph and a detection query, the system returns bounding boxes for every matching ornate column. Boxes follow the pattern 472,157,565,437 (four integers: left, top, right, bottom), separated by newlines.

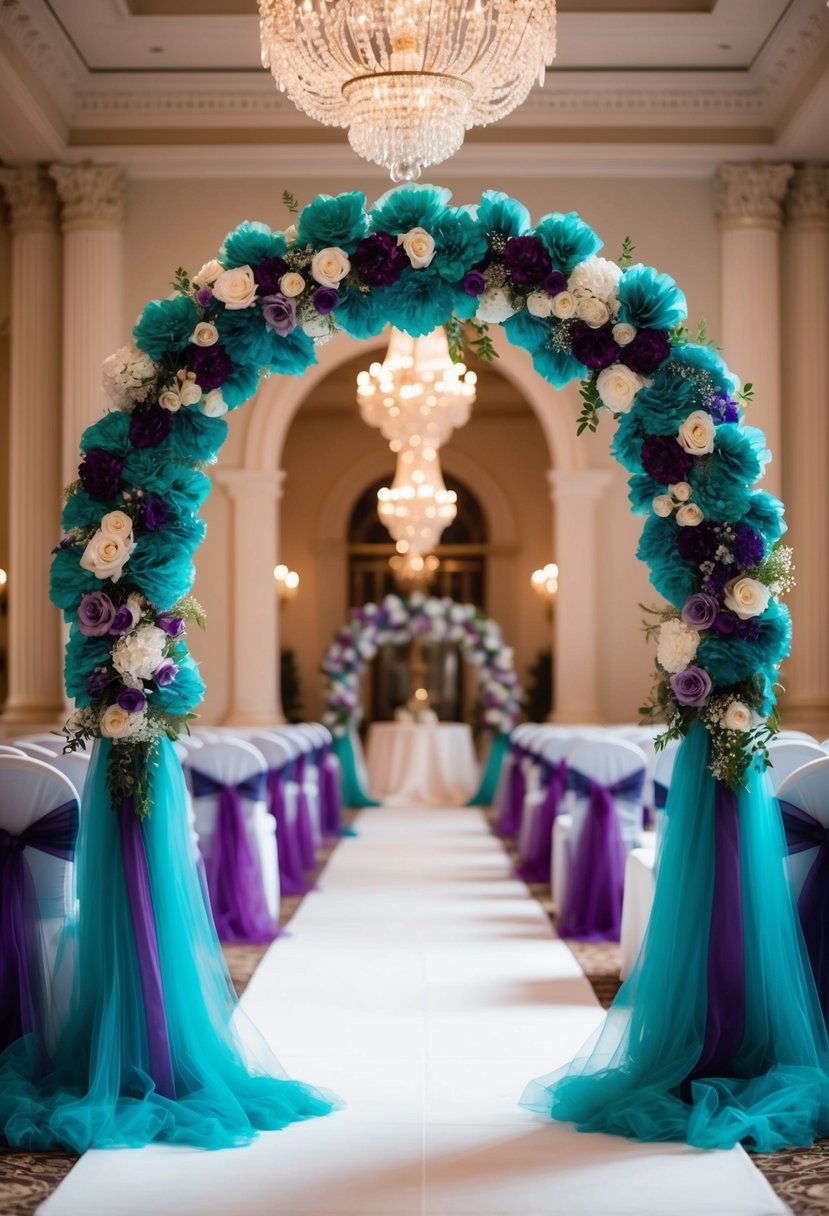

548,469,612,723
715,162,793,498
780,164,829,732
0,167,65,729
49,163,125,487
216,469,286,726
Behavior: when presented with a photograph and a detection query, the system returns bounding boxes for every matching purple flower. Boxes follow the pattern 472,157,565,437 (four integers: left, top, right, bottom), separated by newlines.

253,256,289,297
186,342,233,391
736,617,761,642
503,235,552,286
711,611,738,636
702,564,732,596
129,404,174,450
640,435,694,485
78,448,123,501
352,232,408,288
156,614,184,638
77,592,116,637
462,270,486,296
261,293,297,336
570,322,620,370
196,287,214,308
670,665,712,707
542,270,567,296
110,602,139,636
708,392,740,424
313,287,340,315
153,659,179,687
732,524,764,569
86,669,109,698
140,495,168,531
619,329,671,375
681,592,719,630
676,522,719,565
117,687,147,713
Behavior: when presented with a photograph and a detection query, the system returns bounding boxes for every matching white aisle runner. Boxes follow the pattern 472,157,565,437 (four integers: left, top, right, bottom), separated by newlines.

42,807,786,1216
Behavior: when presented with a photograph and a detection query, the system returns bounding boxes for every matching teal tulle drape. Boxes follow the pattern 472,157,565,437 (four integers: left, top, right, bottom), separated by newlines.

521,723,829,1151
0,739,337,1152
331,734,380,808
468,732,509,806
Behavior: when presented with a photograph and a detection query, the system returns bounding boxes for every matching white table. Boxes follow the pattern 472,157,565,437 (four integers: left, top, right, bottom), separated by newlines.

619,842,656,979
366,721,480,807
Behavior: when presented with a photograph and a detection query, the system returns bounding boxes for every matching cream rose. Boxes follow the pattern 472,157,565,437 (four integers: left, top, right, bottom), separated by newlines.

596,363,643,413
80,529,135,583
192,322,219,347
311,247,350,288
676,503,704,527
101,704,145,740
724,576,771,620
100,510,134,543
212,265,257,310
397,226,435,269
200,389,228,418
652,494,674,518
722,700,757,732
192,259,223,288
657,618,700,674
159,388,182,412
112,625,167,681
551,291,576,320
670,481,692,503
576,296,611,328
677,409,716,457
476,287,517,324
280,272,306,298
612,322,637,346
526,291,555,319
178,378,202,407
284,224,298,245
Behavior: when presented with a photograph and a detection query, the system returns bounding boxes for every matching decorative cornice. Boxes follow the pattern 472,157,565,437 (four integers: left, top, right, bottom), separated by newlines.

715,161,794,228
48,162,126,232
0,165,59,234
786,163,829,226
0,0,82,114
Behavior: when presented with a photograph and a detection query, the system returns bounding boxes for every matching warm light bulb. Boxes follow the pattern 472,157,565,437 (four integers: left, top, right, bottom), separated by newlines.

284,570,300,591
274,563,289,582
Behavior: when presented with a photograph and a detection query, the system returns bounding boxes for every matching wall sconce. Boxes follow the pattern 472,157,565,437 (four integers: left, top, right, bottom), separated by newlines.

273,563,300,600
531,562,559,600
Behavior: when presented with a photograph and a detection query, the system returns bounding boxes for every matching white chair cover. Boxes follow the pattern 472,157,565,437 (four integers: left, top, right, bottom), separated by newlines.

765,740,827,792
39,751,92,801
12,734,66,755
776,756,829,898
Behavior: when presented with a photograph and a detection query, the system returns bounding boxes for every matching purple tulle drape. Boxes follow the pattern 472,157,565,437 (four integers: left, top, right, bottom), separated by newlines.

497,747,526,837
266,767,307,895
518,760,568,883
293,756,316,872
781,798,829,1026
320,747,343,837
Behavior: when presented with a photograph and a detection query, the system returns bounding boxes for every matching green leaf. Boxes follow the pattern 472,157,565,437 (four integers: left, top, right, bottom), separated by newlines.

618,236,636,268
171,267,191,295
444,315,466,364
282,189,300,216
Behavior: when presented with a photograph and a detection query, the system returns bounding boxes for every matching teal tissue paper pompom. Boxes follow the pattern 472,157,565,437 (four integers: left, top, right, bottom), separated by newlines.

742,490,787,547
62,489,121,533
152,650,205,716
218,359,262,409
129,536,196,612
219,220,286,268
65,628,111,705
370,184,452,236
637,514,700,608
450,290,479,321
217,305,281,367
134,296,199,361
698,601,791,687
432,209,488,282
669,343,740,397
159,410,228,464
79,410,132,456
627,473,664,515
476,191,531,240
631,374,706,438
267,328,317,378
296,191,369,253
120,455,210,516
502,309,549,355
616,265,687,331
534,212,603,275
690,426,765,522
532,334,586,389
335,286,390,339
384,269,456,338
611,412,646,474
50,547,100,615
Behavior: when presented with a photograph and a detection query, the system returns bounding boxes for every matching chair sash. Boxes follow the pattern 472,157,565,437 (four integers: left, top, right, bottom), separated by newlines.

653,780,669,811
189,768,276,944
497,745,525,838
518,760,568,883
293,754,317,871
265,767,307,895
559,767,645,941
0,799,78,1054
320,744,343,837
781,799,829,1024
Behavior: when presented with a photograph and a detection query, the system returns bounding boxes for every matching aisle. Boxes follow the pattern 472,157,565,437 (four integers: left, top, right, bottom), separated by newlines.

42,807,786,1216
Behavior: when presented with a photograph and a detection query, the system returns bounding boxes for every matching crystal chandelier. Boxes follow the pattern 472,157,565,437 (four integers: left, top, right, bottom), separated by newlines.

258,0,557,181
377,443,457,555
357,327,476,450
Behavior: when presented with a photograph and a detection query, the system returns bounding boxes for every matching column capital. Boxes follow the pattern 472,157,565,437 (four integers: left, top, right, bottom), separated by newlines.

216,468,287,501
786,164,829,228
0,165,59,234
547,468,613,503
715,162,794,230
49,162,125,233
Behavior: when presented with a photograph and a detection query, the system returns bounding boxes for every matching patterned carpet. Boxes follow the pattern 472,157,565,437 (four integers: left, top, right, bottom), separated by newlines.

2,809,828,1214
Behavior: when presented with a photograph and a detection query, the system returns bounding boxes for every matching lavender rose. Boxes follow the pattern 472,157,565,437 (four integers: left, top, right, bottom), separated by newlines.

117,686,147,713
313,287,339,315
641,435,694,485
153,658,179,687
86,669,109,698
253,256,289,297
570,322,620,371
351,232,408,288
186,342,233,391
503,235,552,286
140,495,168,531
77,591,116,637
681,592,719,630
670,665,712,707
618,328,671,374
129,404,174,450
78,448,123,501
261,293,297,337
156,614,184,638
110,601,139,636
711,612,738,635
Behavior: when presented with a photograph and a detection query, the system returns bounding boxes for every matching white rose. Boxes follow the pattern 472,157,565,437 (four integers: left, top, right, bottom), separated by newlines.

192,322,219,347
158,388,182,412
576,296,610,328
676,503,704,527
568,256,623,303
101,704,145,740
200,389,228,418
722,701,758,732
80,529,134,583
670,481,692,502
724,576,771,620
652,494,674,518
112,625,167,681
677,409,716,457
612,322,637,346
551,291,576,320
212,265,257,310
397,226,435,269
476,287,517,324
657,618,700,674
284,224,298,245
100,510,134,543
178,380,202,406
596,363,643,413
193,259,223,288
311,247,350,288
526,291,555,319
302,314,333,340
280,272,306,298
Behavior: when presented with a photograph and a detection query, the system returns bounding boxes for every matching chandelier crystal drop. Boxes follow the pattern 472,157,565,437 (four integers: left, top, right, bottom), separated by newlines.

377,444,458,556
258,0,557,180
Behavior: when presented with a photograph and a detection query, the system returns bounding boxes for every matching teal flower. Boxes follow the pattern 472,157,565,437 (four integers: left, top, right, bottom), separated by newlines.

631,374,705,437
219,221,287,269
432,209,488,283
637,515,700,608
61,489,119,533
534,212,602,275
335,286,389,340
697,602,791,687
79,410,131,457
670,343,739,397
152,649,205,716
159,411,228,464
690,425,767,522
50,548,99,615
449,291,479,321
383,269,456,337
616,265,687,331
296,191,369,253
370,184,452,236
129,536,196,611
742,490,787,547
611,414,645,476
65,628,111,705
120,455,211,516
217,305,279,367
530,322,586,388
133,296,199,360
476,191,531,241
267,328,317,377
220,359,263,409
627,472,664,515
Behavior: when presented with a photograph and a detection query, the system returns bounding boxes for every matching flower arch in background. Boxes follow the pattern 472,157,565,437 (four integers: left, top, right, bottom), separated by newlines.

321,594,522,806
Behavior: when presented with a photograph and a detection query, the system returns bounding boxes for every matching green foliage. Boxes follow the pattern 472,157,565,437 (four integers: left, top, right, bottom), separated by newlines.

577,372,601,435
618,236,636,268
171,267,191,295
737,381,754,407
469,318,498,362
444,315,466,364
281,190,300,216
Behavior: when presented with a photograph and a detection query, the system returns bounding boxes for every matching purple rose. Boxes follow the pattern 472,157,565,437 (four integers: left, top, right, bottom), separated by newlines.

117,686,147,713
86,669,109,698
676,521,719,565
196,287,214,308
77,592,116,637
711,611,738,635
186,342,233,391
352,232,407,288
708,392,740,424
640,435,694,485
313,287,339,315
462,270,486,296
503,235,552,286
261,293,297,336
542,270,567,296
253,256,289,296
129,404,174,450
681,592,719,630
110,602,139,636
732,524,764,569
619,329,671,374
670,665,712,707
78,448,123,501
153,659,179,687
140,495,168,531
156,614,185,638
571,322,620,371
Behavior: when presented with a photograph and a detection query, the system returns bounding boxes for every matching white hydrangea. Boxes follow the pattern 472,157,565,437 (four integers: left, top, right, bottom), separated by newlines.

102,343,157,411
568,256,623,305
112,624,167,681
656,618,700,674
